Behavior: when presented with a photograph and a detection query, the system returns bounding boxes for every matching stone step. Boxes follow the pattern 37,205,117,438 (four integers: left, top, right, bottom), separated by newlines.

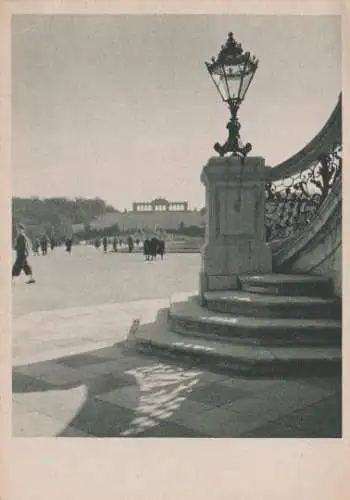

134,317,341,377
204,290,341,320
239,273,334,297
169,297,341,346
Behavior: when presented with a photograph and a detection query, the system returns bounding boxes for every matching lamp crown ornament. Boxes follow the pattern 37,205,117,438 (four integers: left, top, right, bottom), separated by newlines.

205,32,258,158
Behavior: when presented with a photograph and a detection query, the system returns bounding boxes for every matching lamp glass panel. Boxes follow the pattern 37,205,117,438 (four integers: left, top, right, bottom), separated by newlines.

209,56,256,102
239,70,255,100
223,73,241,100
210,71,226,101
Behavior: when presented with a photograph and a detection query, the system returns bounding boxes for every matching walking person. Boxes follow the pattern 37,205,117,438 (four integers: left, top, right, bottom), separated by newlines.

143,237,150,261
94,237,101,250
102,235,108,254
127,235,134,253
32,236,40,256
50,236,56,251
12,224,36,284
157,238,165,260
150,236,158,261
112,236,118,252
65,237,73,255
40,234,48,256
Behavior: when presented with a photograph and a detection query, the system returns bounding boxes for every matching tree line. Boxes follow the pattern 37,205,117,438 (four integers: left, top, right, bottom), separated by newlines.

12,196,117,242
12,196,205,244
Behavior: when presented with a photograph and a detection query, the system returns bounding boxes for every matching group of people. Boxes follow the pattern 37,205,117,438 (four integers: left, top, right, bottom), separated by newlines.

32,234,56,256
12,225,74,283
12,223,169,284
93,235,139,253
93,232,166,261
94,236,122,253
143,236,165,261
12,229,60,284
32,233,73,255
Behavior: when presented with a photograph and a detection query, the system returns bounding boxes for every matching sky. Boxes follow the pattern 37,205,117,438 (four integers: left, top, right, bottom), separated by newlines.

12,14,341,211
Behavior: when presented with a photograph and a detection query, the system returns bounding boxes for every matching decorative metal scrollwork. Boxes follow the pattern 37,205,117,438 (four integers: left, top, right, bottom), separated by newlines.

213,117,252,158
265,143,342,242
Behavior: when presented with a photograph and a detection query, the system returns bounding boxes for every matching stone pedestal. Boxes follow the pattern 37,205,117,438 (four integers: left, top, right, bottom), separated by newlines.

199,156,272,302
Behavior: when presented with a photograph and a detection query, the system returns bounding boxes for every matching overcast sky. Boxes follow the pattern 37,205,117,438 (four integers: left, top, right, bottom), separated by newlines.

12,14,341,210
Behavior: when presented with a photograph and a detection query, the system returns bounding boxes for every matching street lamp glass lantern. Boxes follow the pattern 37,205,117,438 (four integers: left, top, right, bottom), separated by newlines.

206,32,258,111
205,32,259,157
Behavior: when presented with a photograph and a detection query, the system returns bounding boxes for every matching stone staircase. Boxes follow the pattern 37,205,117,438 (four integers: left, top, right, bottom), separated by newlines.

165,238,202,253
134,273,342,376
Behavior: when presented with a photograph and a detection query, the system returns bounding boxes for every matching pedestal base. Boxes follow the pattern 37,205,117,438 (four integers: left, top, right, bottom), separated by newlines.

200,156,272,297
201,239,272,292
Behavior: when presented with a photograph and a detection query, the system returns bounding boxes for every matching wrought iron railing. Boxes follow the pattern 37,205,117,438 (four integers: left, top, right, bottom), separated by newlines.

264,97,342,243
265,144,341,242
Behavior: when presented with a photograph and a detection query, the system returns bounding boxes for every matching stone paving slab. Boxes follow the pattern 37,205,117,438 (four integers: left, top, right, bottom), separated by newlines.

12,250,200,318
241,393,341,438
12,297,170,366
13,385,88,422
12,295,341,438
12,403,68,437
12,341,341,438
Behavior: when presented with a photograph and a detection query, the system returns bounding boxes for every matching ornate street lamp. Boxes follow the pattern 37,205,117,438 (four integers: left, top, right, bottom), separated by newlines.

205,32,258,158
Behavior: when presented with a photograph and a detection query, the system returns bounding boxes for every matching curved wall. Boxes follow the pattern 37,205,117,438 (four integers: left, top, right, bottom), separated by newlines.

265,95,342,296
271,178,341,296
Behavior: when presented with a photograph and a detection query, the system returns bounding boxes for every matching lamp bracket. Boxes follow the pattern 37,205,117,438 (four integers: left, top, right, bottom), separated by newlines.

214,116,252,158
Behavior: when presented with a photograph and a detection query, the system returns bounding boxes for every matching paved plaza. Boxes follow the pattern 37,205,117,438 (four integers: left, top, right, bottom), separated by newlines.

12,246,341,438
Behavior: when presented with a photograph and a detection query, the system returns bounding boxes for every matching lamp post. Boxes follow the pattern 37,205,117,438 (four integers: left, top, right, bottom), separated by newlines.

199,32,270,301
205,32,258,158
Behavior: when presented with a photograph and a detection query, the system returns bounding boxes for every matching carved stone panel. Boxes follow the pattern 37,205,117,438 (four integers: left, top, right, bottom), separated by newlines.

218,187,257,236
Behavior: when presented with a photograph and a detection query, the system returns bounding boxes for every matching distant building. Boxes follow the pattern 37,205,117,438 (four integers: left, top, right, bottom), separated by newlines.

132,198,188,213
86,198,204,233
72,223,85,233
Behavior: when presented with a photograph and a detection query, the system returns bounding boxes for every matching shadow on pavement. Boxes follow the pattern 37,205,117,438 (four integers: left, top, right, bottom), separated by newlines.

12,311,211,437
12,307,342,438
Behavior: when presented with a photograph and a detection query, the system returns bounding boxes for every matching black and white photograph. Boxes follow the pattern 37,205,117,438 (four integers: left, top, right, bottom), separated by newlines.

10,12,342,441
